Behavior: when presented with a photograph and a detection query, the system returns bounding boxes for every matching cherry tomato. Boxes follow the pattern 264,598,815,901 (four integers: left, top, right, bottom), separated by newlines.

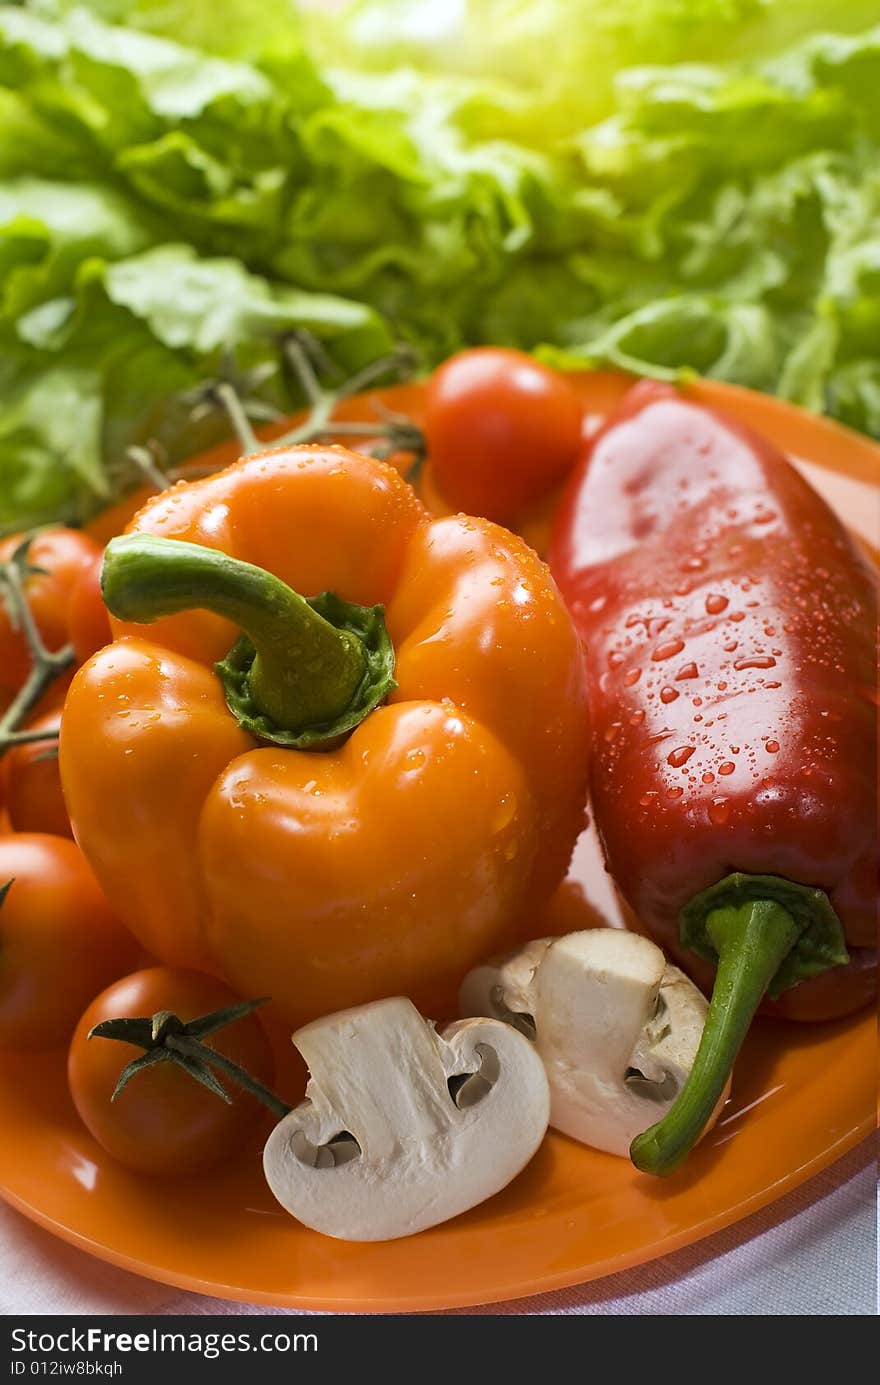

0,529,102,694
4,711,70,838
68,967,275,1176
423,348,583,524
67,550,112,665
0,835,138,1050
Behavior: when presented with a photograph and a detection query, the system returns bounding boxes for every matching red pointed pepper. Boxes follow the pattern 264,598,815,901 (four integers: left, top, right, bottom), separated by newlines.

549,381,877,1175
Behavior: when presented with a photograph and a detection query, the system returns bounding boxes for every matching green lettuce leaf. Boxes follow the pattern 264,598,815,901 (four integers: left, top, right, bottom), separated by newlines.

305,0,880,135
1,2,878,536
48,0,306,61
0,178,156,330
101,243,393,362
0,227,395,530
0,361,105,530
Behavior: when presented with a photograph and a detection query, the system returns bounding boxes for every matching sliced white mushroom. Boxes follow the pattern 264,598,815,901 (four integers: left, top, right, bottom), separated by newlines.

263,995,550,1241
460,929,730,1158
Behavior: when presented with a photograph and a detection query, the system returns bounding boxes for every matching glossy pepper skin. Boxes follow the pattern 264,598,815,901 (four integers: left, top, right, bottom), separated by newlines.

549,381,877,1022
60,445,589,1031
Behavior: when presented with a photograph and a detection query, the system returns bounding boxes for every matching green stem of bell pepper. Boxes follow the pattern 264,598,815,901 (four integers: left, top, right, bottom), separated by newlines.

101,535,395,748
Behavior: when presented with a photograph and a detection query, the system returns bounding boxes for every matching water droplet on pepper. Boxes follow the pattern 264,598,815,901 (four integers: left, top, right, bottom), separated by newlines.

733,655,777,670
667,745,695,768
652,637,685,661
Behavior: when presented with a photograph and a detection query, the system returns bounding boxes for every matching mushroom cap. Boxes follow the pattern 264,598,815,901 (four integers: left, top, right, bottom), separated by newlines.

461,929,730,1157
263,996,550,1241
459,936,551,1039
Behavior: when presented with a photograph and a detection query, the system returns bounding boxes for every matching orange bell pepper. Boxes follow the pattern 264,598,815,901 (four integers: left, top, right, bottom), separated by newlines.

59,446,589,1029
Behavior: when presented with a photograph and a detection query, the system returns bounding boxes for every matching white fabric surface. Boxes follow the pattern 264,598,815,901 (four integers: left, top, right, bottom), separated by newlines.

2,1140,875,1316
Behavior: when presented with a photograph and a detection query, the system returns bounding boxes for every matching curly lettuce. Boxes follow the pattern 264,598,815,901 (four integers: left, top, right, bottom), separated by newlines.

0,1,878,531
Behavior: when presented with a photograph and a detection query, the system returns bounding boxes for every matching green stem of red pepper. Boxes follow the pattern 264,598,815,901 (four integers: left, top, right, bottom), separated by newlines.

631,898,794,1175
630,873,848,1176
101,535,396,749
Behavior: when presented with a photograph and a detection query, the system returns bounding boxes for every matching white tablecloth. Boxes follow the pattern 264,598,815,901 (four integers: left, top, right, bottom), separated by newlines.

3,1140,874,1316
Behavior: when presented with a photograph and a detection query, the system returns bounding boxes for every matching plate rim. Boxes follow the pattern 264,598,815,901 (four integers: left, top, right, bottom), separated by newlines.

0,1114,871,1312
5,370,876,1312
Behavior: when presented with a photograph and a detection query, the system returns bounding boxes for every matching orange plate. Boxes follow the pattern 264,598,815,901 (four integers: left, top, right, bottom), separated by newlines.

1,373,876,1312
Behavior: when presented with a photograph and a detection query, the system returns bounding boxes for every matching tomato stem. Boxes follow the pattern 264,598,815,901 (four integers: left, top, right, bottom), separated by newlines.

120,340,424,503
90,997,292,1119
0,536,75,761
167,1035,290,1119
126,444,170,494
271,335,425,457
